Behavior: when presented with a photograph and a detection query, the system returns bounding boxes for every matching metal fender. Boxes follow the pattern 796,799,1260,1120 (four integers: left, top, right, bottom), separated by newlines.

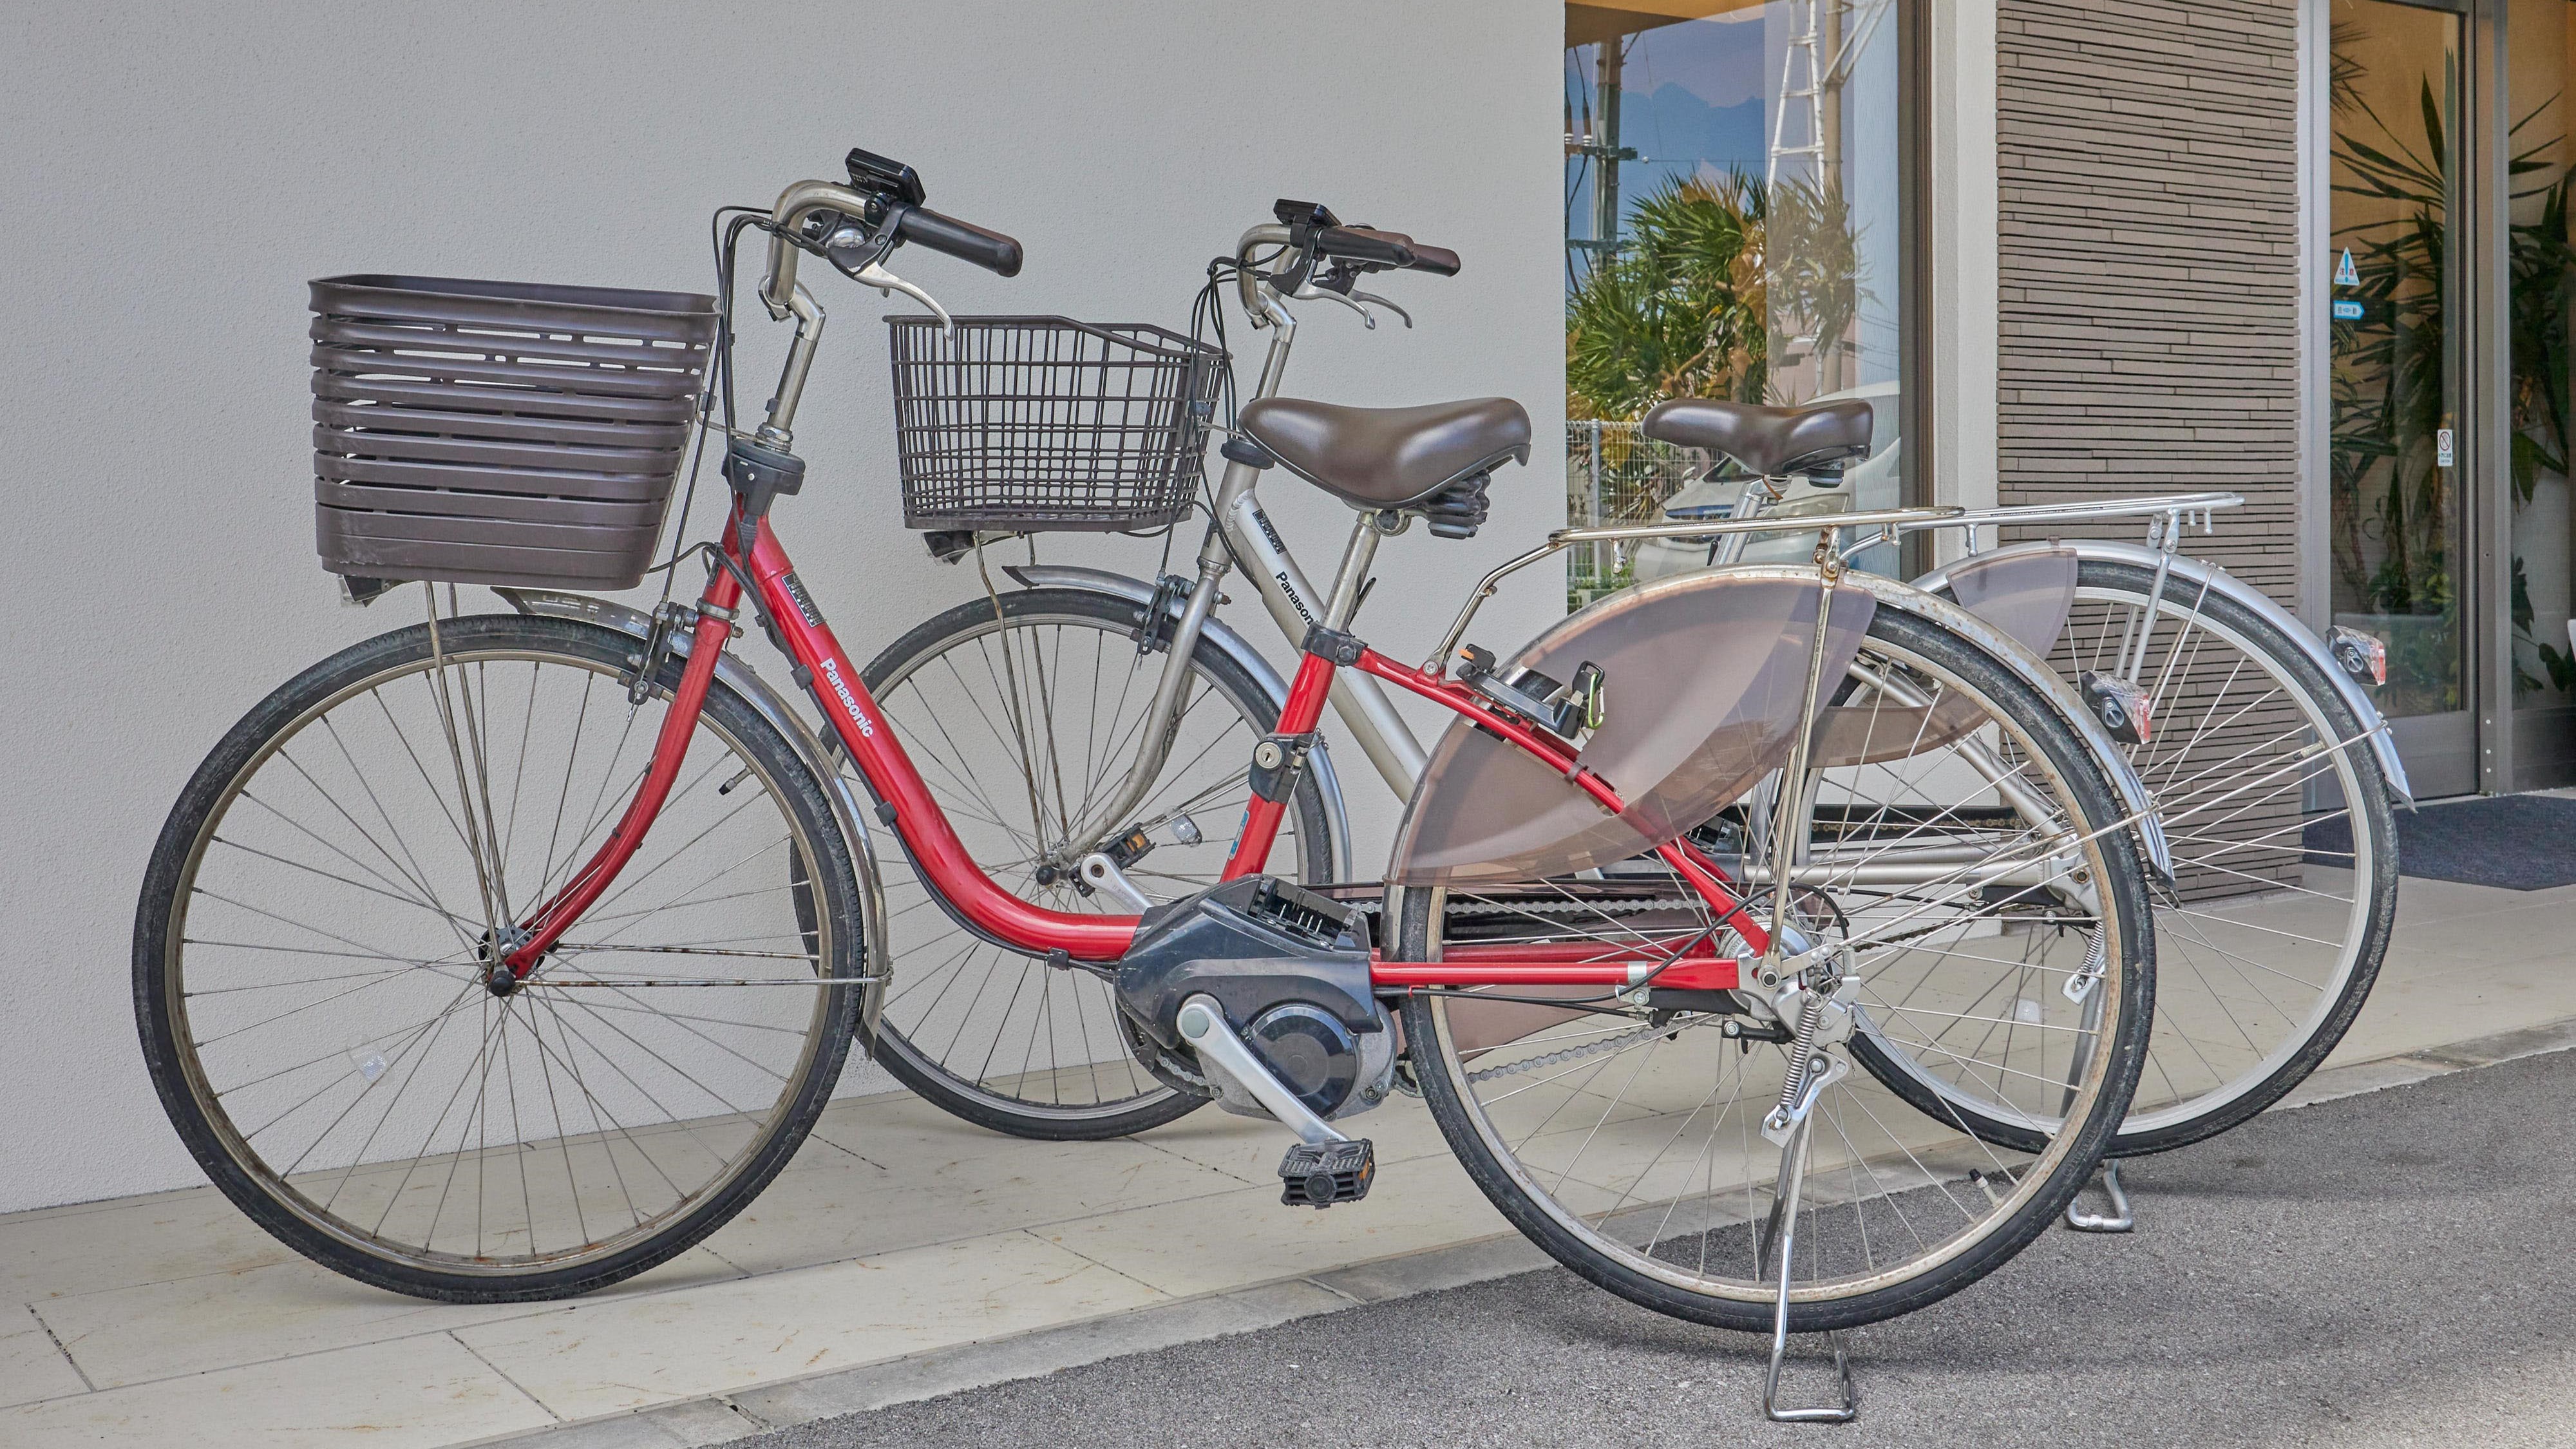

1002,563,1356,878
491,587,894,1043
1913,541,2412,807
1707,565,2176,884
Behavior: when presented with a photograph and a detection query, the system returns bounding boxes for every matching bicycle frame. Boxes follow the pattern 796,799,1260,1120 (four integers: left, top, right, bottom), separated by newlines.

482,182,1873,993
1046,233,2316,882
492,500,1766,993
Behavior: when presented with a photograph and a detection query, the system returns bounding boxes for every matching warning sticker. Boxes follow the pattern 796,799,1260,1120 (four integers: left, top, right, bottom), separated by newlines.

2335,249,2360,288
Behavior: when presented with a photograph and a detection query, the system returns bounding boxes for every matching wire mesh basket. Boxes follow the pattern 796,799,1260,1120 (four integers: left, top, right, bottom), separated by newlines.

888,316,1224,532
310,274,719,590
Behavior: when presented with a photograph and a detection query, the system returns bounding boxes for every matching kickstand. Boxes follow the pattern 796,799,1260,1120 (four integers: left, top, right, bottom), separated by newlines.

2063,1159,2134,1234
1759,1114,1859,1423
1765,1329,1858,1425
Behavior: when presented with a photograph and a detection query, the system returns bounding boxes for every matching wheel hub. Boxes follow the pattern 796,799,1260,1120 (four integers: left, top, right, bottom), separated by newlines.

476,925,535,998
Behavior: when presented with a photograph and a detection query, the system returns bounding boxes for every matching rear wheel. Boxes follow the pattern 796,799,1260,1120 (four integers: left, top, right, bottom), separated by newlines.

135,611,864,1302
1922,558,2400,1156
851,585,1334,1139
1399,605,2154,1333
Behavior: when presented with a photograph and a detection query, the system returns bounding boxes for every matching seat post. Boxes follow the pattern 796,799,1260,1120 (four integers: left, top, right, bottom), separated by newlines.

1321,512,1386,631
1712,477,1783,568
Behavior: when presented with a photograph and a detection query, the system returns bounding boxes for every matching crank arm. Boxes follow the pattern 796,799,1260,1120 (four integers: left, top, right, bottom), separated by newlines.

1176,994,1346,1147
1077,851,1153,913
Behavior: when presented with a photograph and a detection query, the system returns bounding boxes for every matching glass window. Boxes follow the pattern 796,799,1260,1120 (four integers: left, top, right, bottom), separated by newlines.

1564,1,1908,601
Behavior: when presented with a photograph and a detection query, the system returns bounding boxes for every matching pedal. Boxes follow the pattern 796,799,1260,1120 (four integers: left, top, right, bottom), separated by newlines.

1278,1138,1375,1208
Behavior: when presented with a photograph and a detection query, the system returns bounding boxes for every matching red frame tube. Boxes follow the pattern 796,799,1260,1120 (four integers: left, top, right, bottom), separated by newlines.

502,515,1760,990
1220,649,1340,882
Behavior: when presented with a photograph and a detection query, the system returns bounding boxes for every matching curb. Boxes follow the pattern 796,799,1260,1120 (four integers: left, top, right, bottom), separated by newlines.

473,1014,2576,1449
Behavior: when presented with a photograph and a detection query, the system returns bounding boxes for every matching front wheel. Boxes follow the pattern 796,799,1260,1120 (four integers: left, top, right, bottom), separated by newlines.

850,585,1336,1140
135,612,866,1302
1397,605,2154,1333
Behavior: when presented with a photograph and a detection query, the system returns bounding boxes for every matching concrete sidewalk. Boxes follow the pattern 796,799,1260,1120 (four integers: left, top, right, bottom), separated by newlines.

6,875,2573,1448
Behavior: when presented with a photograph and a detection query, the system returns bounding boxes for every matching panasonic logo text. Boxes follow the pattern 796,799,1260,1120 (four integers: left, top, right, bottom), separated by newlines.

816,656,876,737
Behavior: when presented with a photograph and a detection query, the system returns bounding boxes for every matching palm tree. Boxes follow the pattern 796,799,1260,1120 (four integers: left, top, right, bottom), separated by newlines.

1566,173,1769,422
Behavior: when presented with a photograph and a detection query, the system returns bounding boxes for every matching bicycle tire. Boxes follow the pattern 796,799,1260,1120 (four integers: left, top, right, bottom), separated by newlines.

851,585,1336,1140
1891,556,2400,1157
135,613,865,1302
1398,603,2155,1334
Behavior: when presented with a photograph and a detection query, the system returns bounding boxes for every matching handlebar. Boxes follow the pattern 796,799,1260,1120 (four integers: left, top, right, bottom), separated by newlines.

1396,240,1461,276
1229,205,1461,322
758,176,1021,319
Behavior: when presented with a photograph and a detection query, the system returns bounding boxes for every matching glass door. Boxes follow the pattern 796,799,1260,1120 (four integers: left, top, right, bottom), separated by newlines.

2329,0,2473,795
2508,1,2576,786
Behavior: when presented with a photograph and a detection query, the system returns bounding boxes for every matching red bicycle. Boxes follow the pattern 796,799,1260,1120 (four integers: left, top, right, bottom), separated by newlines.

135,154,2157,1399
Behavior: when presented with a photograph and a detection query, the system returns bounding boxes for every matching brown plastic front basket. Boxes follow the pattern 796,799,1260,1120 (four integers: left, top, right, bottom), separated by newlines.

310,275,719,590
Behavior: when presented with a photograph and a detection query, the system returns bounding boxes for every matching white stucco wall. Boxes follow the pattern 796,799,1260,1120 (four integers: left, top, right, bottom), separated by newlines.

0,0,1565,1213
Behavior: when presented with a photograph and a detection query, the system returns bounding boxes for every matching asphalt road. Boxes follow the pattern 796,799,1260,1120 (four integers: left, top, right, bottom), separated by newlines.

741,1048,2576,1448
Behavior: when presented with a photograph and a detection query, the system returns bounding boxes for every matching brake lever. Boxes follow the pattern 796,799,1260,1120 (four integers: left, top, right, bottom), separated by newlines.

1349,289,1412,329
853,261,952,333
1291,283,1377,330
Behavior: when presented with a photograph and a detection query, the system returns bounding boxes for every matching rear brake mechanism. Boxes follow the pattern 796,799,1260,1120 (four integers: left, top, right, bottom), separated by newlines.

1758,972,1859,1148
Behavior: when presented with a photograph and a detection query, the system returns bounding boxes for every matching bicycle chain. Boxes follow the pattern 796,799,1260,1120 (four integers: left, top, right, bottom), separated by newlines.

1465,1020,1680,1084
1444,896,1703,919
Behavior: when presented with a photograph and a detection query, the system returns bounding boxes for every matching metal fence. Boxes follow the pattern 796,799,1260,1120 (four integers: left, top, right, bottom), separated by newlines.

1566,421,1706,606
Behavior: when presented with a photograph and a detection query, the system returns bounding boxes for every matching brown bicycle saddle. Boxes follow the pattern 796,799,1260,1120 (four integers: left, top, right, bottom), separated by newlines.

1238,395,1532,511
1641,397,1874,477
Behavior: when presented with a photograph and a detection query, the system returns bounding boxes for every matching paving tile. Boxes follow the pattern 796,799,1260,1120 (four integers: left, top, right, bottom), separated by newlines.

1308,1233,1551,1303
1032,1151,1515,1298
2413,1014,2576,1066
452,1229,1166,1420
0,1331,551,1448
2383,875,2541,927
0,1303,85,1408
2389,895,2576,960
634,1396,764,1444
2327,943,2576,1069
708,1106,1245,1276
0,1186,294,1304
482,1414,690,1449
35,1246,735,1390
1135,1090,1456,1182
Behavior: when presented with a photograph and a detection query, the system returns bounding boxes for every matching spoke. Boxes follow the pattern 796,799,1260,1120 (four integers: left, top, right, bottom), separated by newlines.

234,784,464,943
209,835,479,927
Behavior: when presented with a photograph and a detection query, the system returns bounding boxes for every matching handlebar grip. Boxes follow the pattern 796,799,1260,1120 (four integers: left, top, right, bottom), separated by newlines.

1402,242,1461,278
894,205,1024,278
1314,225,1415,269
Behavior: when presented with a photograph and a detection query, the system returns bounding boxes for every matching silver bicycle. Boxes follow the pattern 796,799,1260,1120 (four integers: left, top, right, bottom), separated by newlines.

854,205,2405,1175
